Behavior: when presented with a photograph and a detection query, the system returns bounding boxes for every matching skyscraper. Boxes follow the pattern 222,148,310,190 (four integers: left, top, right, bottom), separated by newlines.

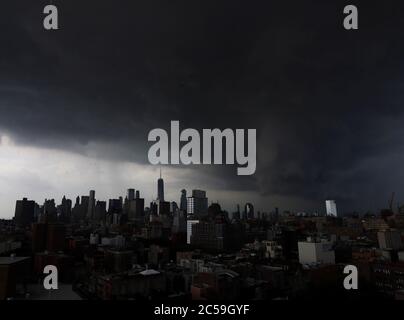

244,203,254,220
127,189,135,201
157,169,164,202
57,196,72,223
180,189,187,212
41,199,57,223
94,201,107,222
14,198,36,228
127,192,145,222
88,190,96,220
325,200,338,217
187,190,208,217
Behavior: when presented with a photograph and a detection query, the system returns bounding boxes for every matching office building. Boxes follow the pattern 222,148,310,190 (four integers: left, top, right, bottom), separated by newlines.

0,257,30,300
244,203,254,220
190,221,243,252
173,210,186,233
57,196,72,223
180,189,187,212
378,230,403,250
187,190,208,217
127,197,145,221
187,219,200,244
87,190,96,220
32,223,47,252
298,238,335,265
41,199,57,223
47,224,66,252
127,188,135,201
325,200,338,217
94,201,107,222
14,198,36,228
108,198,123,214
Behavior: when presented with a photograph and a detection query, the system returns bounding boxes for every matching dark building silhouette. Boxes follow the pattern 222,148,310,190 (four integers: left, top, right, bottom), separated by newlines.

57,196,72,223
157,170,164,202
32,223,66,253
14,198,36,228
127,197,145,222
0,257,30,300
32,223,47,253
41,199,57,223
87,190,96,220
94,200,107,222
150,200,170,216
244,203,254,220
47,224,66,252
208,203,222,219
109,198,123,214
180,189,187,212
72,195,89,222
127,188,135,201
190,220,243,252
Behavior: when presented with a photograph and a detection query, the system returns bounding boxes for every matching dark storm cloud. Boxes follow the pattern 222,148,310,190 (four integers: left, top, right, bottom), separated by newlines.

1,0,404,212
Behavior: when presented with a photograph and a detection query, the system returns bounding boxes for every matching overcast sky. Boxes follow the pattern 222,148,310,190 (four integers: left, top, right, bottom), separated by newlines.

1,1,404,218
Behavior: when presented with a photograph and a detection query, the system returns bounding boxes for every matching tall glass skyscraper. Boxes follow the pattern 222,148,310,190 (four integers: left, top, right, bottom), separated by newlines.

157,169,164,201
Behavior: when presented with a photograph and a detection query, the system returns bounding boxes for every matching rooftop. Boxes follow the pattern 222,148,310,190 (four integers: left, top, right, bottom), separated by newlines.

0,257,29,265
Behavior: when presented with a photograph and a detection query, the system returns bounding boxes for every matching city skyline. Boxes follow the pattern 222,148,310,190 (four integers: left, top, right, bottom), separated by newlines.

2,170,316,220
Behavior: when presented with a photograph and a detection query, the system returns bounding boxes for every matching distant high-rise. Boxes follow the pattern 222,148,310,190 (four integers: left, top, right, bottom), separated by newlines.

180,189,187,212
127,189,135,201
108,198,123,214
57,196,72,223
42,199,57,223
72,196,89,222
157,169,164,201
325,200,338,217
127,197,145,221
187,219,199,244
152,200,170,216
94,201,107,222
87,190,96,220
187,190,208,217
232,205,241,220
244,203,254,220
171,201,178,213
173,210,186,233
14,198,36,227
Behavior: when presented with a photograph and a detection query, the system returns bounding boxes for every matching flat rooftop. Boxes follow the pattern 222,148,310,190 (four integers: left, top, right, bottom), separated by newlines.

0,257,29,265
